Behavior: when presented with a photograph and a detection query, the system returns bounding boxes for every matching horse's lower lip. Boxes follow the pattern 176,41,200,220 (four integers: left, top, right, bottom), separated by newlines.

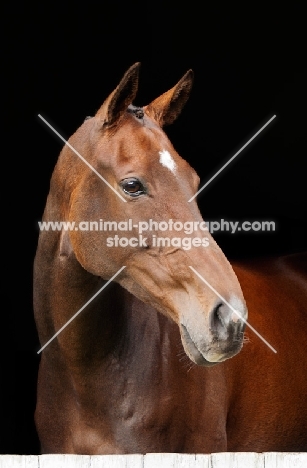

180,324,242,367
180,324,218,367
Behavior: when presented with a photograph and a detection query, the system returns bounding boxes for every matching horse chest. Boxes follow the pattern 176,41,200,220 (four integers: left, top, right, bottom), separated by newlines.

66,349,229,454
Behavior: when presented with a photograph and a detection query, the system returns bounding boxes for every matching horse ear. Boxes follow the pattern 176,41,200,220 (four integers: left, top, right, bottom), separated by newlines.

144,69,194,126
96,62,140,127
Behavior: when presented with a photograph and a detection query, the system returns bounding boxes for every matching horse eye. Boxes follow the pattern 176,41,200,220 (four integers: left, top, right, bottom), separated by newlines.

120,178,146,197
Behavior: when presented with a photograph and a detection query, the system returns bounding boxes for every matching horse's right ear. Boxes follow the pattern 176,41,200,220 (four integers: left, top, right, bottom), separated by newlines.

144,69,194,127
96,63,140,127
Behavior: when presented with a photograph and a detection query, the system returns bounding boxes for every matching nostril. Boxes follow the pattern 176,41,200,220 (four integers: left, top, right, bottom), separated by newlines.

210,298,247,334
211,302,226,330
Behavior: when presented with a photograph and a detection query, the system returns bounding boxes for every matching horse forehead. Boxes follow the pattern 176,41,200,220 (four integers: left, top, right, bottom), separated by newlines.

111,117,179,164
159,149,177,173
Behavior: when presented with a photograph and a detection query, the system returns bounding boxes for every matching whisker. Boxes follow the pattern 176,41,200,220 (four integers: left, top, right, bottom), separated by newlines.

187,362,196,373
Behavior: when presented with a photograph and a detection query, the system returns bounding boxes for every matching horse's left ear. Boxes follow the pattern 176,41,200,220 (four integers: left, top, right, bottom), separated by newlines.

96,62,140,127
144,69,194,127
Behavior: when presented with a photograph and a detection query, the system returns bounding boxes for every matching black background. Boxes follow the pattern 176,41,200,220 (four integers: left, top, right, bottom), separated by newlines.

4,1,306,454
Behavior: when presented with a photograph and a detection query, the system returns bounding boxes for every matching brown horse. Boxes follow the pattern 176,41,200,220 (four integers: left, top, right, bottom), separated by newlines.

34,63,307,454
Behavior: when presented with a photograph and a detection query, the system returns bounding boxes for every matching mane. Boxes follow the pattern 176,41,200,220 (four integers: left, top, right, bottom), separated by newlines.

127,104,144,119
84,105,144,123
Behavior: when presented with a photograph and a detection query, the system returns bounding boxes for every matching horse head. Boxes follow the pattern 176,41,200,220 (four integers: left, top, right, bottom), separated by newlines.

54,63,248,366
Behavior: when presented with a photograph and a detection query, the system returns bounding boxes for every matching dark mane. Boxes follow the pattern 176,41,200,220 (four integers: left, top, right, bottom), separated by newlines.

127,104,144,119
84,106,144,123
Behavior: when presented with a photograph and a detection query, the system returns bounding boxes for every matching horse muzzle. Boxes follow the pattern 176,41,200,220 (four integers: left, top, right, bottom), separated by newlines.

179,297,248,366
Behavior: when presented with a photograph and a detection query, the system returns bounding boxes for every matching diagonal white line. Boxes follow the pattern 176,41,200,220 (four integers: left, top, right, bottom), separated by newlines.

189,266,277,353
188,115,276,202
38,114,127,203
37,266,126,354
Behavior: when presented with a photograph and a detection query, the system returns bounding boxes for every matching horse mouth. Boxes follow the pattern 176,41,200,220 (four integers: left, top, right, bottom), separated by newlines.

180,324,243,367
180,324,218,367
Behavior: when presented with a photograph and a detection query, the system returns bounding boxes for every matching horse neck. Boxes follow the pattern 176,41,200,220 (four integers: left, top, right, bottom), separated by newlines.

34,229,114,357
34,153,128,367
34,220,176,375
